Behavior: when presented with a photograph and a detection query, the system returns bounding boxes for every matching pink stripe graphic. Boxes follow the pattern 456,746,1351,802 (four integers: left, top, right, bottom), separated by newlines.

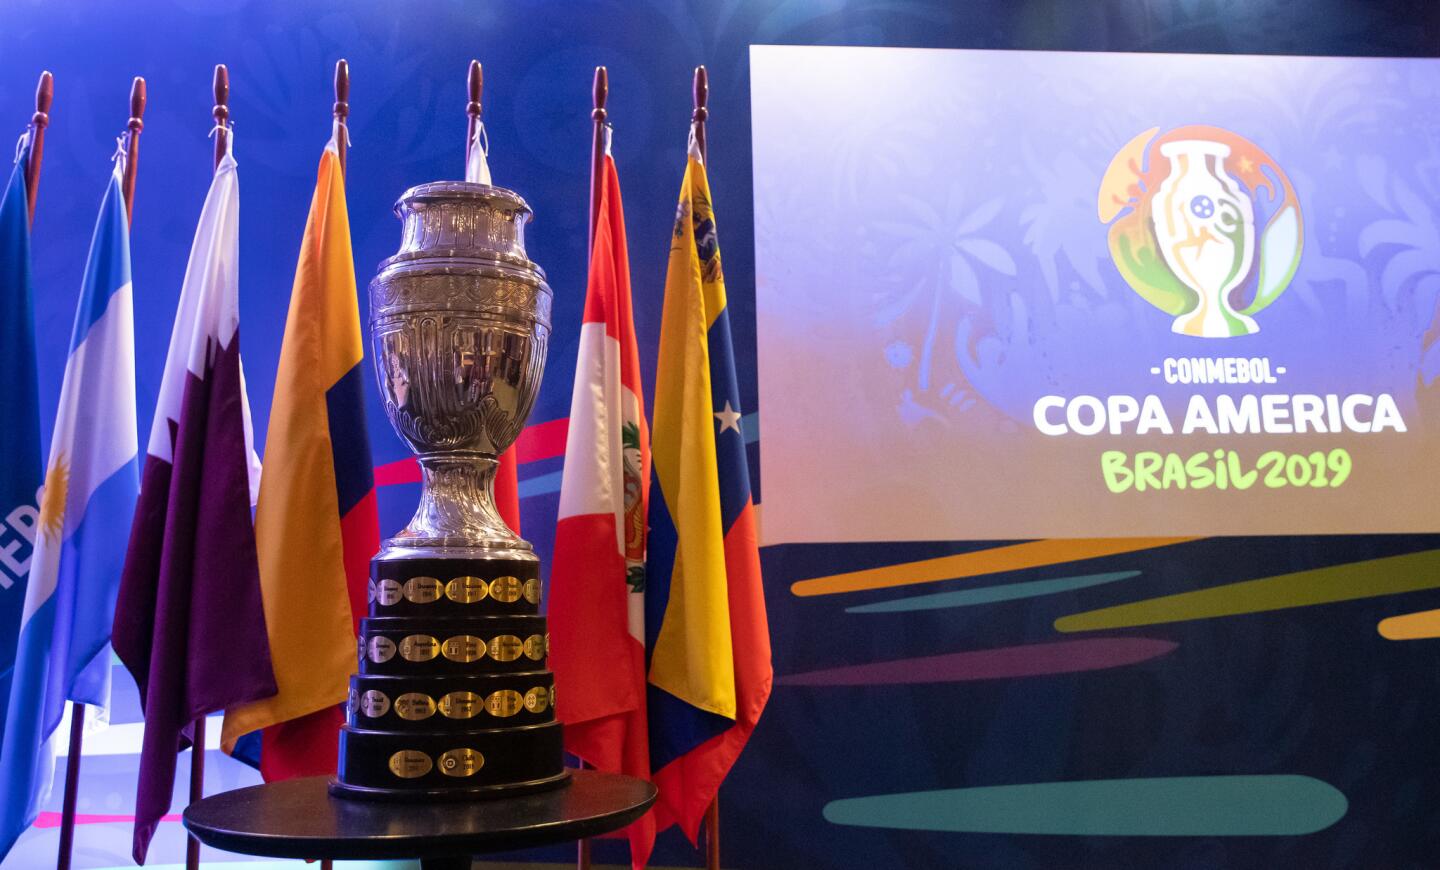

374,417,570,487
35,812,182,828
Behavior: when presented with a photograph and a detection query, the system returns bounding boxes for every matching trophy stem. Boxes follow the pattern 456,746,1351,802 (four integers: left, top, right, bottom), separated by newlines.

381,452,534,560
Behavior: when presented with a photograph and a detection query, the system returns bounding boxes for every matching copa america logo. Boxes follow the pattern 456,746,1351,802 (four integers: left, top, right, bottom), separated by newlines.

1098,125,1303,338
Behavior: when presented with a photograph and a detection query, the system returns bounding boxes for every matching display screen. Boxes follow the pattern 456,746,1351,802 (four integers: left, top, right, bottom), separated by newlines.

752,44,1440,541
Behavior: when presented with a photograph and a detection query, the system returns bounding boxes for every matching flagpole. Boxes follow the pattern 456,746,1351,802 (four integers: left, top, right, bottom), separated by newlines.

122,77,145,226
334,59,349,174
691,65,708,164
55,74,145,870
212,64,230,171
24,70,52,226
571,63,611,870
588,65,607,254
319,62,348,870
56,710,85,870
691,65,724,870
178,66,229,870
466,59,482,173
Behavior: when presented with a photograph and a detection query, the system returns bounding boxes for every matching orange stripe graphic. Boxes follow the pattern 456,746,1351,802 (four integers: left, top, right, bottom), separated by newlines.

790,538,1195,597
1378,607,1440,640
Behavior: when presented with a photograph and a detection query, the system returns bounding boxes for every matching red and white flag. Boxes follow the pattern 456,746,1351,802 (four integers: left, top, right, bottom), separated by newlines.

549,134,654,869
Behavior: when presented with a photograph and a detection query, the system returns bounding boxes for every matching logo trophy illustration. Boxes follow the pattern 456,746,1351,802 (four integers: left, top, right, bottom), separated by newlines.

1098,125,1303,338
330,178,566,800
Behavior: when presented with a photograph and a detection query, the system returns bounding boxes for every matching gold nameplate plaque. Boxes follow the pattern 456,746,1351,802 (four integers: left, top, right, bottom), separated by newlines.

445,575,489,604
523,634,546,661
442,635,485,663
489,575,523,603
524,686,550,713
361,689,391,718
488,634,524,662
523,578,541,604
400,634,440,662
403,576,443,604
439,691,482,719
375,579,403,606
388,750,432,779
438,747,484,778
486,689,524,718
394,692,437,721
368,636,397,664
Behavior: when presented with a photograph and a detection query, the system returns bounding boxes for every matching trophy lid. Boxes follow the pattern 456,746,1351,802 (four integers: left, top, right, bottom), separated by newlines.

378,180,545,280
393,180,533,216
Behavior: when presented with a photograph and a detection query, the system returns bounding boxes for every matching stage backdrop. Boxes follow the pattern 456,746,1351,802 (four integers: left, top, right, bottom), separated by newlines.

754,46,1440,541
4,2,1440,869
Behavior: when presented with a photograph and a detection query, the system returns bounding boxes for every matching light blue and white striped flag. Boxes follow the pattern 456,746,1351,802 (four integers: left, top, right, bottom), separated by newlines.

0,146,139,860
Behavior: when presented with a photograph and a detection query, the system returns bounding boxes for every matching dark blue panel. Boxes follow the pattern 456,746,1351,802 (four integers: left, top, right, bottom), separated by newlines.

325,361,375,517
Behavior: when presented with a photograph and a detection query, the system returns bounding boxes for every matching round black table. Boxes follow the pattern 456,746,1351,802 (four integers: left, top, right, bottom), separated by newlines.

183,770,656,870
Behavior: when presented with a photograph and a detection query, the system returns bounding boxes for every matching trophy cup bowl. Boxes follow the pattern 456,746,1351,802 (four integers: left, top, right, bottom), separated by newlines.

1152,139,1258,338
332,181,566,801
369,181,553,561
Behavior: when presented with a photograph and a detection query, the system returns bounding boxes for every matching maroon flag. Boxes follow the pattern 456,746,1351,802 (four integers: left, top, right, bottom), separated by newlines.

112,141,276,864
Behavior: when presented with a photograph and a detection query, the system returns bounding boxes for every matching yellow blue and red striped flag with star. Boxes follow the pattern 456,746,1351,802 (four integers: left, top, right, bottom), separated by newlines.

644,137,772,841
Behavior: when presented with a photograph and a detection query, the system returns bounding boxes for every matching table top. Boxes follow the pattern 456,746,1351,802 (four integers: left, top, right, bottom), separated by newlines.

182,770,657,861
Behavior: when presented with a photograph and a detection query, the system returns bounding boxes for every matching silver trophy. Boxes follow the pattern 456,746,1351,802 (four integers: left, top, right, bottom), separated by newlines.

334,62,566,802
369,181,552,561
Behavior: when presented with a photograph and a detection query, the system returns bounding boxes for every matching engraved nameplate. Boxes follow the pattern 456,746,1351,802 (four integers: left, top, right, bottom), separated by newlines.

489,575,522,603
400,634,440,662
394,692,437,721
403,576,443,604
388,750,432,779
442,635,485,663
438,747,484,778
446,575,489,604
439,691,482,719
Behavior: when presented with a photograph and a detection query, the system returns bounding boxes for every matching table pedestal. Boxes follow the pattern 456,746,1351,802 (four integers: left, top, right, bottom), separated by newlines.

182,768,655,866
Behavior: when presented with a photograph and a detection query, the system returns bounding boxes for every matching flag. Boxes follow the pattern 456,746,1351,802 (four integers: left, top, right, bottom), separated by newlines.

464,120,522,532
550,134,656,869
0,149,139,859
220,136,379,780
0,137,44,750
112,135,276,863
644,137,772,841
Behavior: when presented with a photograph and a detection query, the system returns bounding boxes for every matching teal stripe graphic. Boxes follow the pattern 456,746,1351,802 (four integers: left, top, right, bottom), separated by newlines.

823,776,1347,836
847,571,1140,614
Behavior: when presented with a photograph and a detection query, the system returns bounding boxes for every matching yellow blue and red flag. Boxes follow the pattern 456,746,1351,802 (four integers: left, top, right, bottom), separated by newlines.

644,136,772,841
220,134,379,780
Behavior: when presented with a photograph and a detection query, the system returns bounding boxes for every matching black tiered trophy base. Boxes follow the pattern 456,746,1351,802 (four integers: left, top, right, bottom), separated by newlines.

330,556,568,801
331,721,568,800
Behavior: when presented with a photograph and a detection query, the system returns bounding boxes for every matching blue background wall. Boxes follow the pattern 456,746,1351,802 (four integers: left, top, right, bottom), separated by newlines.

4,1,1440,867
